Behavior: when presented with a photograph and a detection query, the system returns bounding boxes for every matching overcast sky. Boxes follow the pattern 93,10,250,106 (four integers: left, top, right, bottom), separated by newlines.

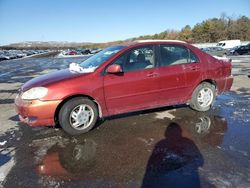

0,0,249,45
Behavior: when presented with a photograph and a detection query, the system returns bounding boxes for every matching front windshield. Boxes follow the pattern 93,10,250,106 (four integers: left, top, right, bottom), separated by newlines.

80,45,125,69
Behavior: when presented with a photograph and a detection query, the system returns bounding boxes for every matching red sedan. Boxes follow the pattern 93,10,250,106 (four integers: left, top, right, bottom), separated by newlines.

15,40,233,135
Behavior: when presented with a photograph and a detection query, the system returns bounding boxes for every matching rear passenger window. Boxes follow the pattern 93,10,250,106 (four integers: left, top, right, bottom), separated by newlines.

160,45,199,66
190,51,199,63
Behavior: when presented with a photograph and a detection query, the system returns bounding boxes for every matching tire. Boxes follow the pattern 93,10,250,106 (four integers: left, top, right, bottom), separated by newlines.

58,97,98,135
190,82,215,112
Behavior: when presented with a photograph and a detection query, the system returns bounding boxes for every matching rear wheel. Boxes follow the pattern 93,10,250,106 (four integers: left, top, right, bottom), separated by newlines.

58,97,98,135
190,82,215,112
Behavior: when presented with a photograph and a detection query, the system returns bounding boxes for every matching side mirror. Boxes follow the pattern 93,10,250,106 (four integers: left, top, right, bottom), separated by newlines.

106,64,122,74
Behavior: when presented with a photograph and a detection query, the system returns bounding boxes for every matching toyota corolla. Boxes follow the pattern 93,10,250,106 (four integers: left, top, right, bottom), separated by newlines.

15,40,233,135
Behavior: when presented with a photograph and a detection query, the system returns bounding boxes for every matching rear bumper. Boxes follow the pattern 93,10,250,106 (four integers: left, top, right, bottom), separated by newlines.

223,75,234,91
15,95,61,126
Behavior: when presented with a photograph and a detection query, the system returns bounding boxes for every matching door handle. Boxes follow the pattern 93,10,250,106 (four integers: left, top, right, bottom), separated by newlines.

184,66,200,71
147,73,159,78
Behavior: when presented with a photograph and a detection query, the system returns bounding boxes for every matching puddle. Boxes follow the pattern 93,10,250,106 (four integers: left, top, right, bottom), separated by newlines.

8,111,231,187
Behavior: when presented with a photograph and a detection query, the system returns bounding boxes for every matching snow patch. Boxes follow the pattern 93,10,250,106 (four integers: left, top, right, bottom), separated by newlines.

137,137,154,146
155,110,176,120
0,141,7,146
69,62,97,73
0,156,15,185
57,53,91,58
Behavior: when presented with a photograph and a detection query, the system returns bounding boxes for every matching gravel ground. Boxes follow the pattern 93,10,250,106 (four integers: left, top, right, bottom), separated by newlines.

0,55,250,188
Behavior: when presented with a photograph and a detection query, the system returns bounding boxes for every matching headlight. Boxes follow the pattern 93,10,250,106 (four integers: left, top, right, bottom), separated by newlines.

21,87,48,100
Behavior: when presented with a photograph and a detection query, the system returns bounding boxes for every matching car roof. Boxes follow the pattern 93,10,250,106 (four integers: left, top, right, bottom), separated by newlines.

134,39,186,43
121,39,187,47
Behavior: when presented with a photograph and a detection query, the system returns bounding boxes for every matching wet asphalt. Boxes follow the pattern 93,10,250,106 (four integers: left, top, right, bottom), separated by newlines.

0,55,250,188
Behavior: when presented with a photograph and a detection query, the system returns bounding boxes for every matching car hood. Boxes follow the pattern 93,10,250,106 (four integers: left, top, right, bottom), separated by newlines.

22,69,84,91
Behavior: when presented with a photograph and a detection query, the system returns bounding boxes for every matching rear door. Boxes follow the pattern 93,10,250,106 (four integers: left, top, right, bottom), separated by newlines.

157,44,187,105
182,49,202,91
103,45,160,115
157,44,202,105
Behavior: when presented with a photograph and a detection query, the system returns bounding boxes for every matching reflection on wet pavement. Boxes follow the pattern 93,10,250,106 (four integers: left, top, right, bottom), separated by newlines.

3,91,250,187
23,110,230,187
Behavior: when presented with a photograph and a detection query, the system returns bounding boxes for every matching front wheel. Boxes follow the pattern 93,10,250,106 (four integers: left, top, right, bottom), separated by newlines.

190,82,215,112
58,97,98,135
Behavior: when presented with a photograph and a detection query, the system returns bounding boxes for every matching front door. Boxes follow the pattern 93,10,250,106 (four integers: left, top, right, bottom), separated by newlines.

103,45,160,115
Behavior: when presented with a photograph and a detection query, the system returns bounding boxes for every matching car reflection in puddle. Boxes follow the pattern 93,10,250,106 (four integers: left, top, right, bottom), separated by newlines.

34,110,227,187
36,139,97,181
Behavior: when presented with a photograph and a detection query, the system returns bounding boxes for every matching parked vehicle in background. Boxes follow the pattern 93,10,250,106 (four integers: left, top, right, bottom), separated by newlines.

75,48,89,55
91,48,102,54
5,51,17,59
16,50,27,58
216,40,241,49
59,48,101,57
81,49,91,55
68,50,77,55
0,51,10,61
202,46,229,57
231,44,250,55
229,45,241,54
15,40,233,135
0,49,52,62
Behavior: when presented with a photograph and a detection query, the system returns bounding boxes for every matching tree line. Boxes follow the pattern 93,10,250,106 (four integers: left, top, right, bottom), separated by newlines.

137,15,250,43
83,15,250,49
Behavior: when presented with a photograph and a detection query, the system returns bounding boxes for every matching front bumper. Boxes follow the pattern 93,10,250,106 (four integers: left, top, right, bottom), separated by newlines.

15,95,62,126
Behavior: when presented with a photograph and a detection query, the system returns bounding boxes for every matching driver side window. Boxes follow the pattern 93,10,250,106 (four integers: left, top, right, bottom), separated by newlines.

112,46,155,72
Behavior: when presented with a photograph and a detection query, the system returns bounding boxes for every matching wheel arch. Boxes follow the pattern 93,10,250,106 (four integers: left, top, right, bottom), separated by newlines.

196,79,217,95
54,94,103,126
199,79,217,88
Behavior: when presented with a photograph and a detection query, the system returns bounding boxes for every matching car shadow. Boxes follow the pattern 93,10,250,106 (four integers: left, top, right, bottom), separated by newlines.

97,104,187,127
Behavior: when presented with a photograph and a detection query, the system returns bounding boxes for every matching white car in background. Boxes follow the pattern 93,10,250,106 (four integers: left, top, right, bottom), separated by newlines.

216,40,241,49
